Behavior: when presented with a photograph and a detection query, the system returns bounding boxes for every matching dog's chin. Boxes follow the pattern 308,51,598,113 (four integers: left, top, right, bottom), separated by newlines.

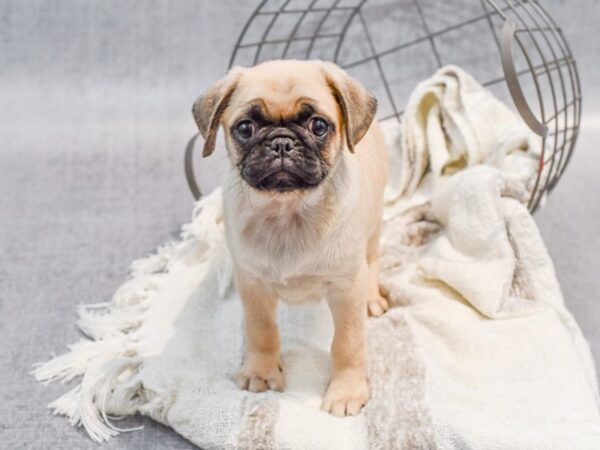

245,170,320,193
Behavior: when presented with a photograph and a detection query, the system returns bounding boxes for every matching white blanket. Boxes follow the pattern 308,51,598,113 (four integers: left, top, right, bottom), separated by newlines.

35,66,600,449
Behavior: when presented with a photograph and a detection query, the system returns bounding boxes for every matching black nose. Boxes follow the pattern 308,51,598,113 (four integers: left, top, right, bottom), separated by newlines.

270,137,294,156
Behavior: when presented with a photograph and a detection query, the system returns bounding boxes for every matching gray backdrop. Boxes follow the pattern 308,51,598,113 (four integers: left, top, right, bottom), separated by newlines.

1,1,599,448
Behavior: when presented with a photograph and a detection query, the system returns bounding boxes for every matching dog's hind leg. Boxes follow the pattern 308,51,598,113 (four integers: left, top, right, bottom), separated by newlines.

366,227,389,317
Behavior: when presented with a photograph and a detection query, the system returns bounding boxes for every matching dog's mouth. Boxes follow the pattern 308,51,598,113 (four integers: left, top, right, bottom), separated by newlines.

257,169,311,192
241,153,326,192
244,162,325,192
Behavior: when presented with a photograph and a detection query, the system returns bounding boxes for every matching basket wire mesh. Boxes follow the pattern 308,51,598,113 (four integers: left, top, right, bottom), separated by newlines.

226,0,581,211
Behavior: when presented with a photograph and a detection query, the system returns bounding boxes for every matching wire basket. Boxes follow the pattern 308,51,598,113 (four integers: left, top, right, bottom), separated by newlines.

224,0,581,211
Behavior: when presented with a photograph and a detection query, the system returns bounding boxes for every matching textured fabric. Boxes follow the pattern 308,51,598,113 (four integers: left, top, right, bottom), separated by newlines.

2,1,600,449
395,66,542,203
381,167,600,448
31,67,600,448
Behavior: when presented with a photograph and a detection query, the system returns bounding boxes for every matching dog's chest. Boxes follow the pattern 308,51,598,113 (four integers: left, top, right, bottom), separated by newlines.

239,233,340,287
233,209,352,293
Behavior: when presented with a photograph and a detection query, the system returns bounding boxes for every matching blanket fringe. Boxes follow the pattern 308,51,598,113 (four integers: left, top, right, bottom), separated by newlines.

32,189,228,442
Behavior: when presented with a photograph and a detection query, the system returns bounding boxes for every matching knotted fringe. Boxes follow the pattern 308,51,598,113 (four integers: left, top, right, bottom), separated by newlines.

32,189,229,443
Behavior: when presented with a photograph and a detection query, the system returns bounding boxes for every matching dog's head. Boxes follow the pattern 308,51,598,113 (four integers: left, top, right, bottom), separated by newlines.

192,60,377,192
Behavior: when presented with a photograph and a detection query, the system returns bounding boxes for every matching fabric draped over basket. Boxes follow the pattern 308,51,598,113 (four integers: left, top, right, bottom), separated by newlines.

34,66,600,449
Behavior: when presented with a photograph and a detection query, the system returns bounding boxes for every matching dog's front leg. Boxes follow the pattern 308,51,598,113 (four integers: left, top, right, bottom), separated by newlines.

233,268,284,393
322,263,369,416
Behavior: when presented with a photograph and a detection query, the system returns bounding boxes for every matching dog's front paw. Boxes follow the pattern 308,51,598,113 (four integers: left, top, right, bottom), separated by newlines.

234,361,284,393
321,371,369,417
367,292,389,317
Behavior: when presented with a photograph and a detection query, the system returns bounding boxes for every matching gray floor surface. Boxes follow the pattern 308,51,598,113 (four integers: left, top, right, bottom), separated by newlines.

1,1,598,448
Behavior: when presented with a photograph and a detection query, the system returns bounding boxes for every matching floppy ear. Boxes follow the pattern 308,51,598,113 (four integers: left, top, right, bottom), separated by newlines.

192,67,243,157
321,62,377,153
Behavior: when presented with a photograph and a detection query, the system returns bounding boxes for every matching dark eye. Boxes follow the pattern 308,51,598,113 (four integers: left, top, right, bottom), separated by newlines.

309,117,329,137
235,120,255,140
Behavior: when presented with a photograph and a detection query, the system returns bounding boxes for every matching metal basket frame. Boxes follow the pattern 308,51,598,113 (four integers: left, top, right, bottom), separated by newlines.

187,0,581,212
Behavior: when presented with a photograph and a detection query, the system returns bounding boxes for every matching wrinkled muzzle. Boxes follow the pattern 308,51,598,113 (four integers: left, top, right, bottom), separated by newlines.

240,128,327,192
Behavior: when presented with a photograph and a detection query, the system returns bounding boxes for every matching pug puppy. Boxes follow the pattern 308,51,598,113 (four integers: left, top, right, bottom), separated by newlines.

193,60,389,416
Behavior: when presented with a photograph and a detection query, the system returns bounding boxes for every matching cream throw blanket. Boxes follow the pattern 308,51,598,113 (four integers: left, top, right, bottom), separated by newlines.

34,66,600,449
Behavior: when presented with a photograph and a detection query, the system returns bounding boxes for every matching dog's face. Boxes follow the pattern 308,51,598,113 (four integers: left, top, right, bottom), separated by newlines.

193,60,377,193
